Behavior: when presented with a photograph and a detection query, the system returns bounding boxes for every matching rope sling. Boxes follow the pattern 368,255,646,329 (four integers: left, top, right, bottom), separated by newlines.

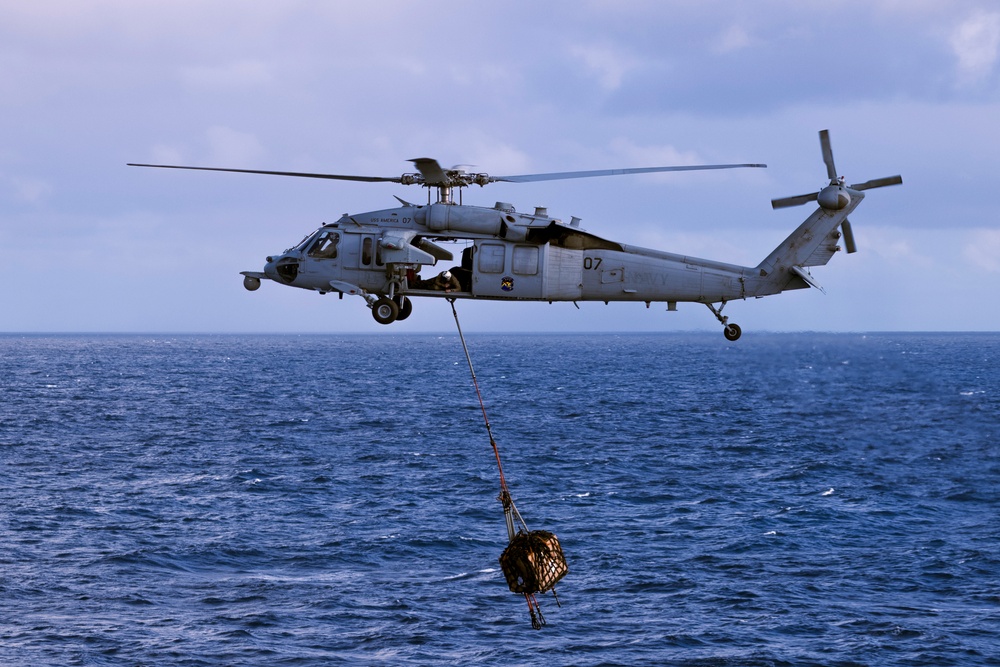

448,299,568,629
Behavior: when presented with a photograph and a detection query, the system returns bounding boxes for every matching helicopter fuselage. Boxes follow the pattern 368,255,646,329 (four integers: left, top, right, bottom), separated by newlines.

243,195,856,339
259,202,780,304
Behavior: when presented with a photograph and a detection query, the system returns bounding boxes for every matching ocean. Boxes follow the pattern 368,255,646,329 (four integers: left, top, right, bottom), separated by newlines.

1,332,997,666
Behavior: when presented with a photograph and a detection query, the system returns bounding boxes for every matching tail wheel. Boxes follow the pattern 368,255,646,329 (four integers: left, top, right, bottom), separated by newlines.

372,297,399,325
394,295,413,321
724,323,742,341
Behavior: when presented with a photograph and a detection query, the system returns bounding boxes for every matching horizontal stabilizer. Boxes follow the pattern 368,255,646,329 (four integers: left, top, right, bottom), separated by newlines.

790,265,826,294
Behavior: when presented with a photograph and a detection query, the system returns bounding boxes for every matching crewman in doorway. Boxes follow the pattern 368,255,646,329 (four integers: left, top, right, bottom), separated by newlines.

432,270,461,292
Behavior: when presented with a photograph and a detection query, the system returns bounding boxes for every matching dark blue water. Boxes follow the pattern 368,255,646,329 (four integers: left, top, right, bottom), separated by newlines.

1,332,998,666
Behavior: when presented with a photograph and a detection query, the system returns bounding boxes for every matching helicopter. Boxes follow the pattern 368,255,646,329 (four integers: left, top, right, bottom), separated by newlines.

129,130,900,340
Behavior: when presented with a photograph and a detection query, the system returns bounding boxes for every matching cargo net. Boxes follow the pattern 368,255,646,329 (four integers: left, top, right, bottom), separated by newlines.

449,299,568,629
499,530,569,629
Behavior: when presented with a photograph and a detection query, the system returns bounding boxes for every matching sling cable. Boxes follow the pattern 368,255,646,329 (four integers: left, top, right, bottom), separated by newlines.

449,299,568,629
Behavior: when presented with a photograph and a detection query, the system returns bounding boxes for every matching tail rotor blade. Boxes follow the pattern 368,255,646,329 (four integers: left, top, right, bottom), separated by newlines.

841,218,858,254
771,192,819,209
820,129,837,181
850,175,903,191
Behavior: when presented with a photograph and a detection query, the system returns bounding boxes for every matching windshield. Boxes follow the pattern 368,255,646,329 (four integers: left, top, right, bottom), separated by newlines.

307,230,340,259
287,227,325,253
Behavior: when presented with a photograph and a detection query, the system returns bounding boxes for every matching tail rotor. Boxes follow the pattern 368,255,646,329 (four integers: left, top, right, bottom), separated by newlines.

770,130,902,253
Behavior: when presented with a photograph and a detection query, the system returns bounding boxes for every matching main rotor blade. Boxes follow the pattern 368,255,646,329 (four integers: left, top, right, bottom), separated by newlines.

493,163,766,183
408,158,450,185
820,129,837,181
129,159,774,188
850,175,903,191
771,192,819,209
127,163,402,183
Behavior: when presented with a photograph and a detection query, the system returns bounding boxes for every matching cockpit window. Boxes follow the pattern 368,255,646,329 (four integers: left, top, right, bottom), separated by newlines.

307,231,340,259
288,231,315,253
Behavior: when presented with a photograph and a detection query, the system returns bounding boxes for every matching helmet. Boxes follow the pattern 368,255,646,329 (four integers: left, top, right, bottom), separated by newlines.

441,271,452,280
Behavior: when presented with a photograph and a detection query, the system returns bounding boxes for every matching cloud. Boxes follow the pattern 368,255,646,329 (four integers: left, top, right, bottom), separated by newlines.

863,227,937,270
205,126,266,166
149,143,185,165
951,10,1000,85
179,60,274,88
3,175,53,203
711,25,756,55
607,137,700,165
566,42,643,91
963,228,1000,272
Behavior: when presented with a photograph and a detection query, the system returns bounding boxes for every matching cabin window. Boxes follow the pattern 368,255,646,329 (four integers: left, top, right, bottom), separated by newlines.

512,246,539,275
478,243,506,273
361,236,384,267
307,231,339,259
362,237,373,265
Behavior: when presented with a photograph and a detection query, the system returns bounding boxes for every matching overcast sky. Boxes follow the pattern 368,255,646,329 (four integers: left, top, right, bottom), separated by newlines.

3,0,999,333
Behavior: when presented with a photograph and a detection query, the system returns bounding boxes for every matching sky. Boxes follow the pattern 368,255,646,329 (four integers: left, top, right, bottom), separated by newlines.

2,0,999,334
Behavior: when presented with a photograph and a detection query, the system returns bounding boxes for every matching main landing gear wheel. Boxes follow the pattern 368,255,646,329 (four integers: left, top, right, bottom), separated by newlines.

724,323,742,341
393,295,412,321
371,297,399,325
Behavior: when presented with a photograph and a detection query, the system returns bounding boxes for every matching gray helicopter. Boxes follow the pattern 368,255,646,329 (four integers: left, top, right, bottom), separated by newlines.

130,130,900,340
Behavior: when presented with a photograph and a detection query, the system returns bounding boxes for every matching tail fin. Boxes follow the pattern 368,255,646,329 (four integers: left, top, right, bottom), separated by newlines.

756,195,861,287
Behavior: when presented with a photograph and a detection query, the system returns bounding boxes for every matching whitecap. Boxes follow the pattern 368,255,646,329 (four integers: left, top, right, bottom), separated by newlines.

822,488,834,496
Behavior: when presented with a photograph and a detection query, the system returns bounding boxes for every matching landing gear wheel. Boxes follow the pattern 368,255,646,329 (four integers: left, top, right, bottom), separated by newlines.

393,295,412,321
724,323,742,341
372,297,399,325
243,275,261,291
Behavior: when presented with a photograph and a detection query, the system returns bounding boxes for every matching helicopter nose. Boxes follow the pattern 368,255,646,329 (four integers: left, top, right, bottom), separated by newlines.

265,254,300,284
